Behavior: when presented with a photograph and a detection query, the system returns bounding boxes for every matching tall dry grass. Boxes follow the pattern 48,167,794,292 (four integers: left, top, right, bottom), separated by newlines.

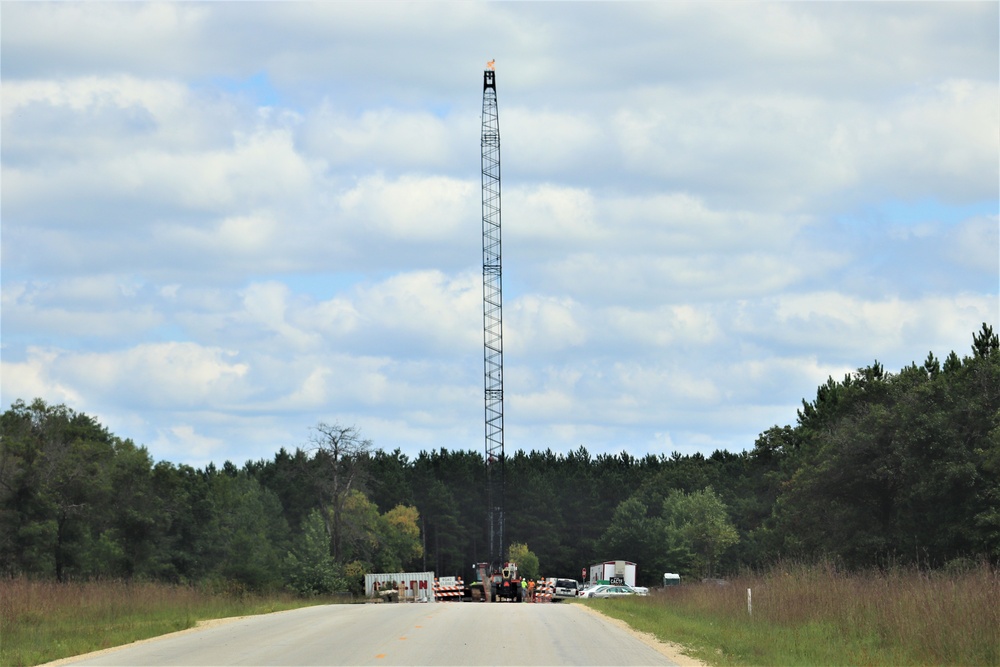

757,562,997,663
0,578,317,667
636,561,1000,665
1,577,204,625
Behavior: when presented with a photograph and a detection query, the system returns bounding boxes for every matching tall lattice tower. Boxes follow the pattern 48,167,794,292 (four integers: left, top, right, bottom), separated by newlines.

481,63,505,568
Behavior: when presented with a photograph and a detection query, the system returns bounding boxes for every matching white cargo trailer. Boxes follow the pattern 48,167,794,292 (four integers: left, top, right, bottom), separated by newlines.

588,560,636,588
364,571,436,602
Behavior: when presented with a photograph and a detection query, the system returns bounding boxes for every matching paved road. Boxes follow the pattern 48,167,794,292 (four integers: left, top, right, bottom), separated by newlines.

59,601,680,666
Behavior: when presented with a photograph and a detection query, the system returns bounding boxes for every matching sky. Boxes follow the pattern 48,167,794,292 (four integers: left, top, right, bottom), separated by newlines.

2,2,997,469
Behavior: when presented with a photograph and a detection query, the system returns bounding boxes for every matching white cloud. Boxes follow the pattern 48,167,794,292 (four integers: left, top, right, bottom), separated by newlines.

338,174,477,241
1,76,236,168
114,127,318,211
282,367,332,409
505,108,604,178
1,2,995,466
45,343,251,409
341,270,482,354
301,106,472,171
745,291,998,363
601,304,722,349
505,184,604,245
1,278,164,340
2,76,187,121
152,424,227,466
948,214,1000,273
238,281,319,351
865,80,999,202
507,295,587,357
608,80,998,210
0,351,83,407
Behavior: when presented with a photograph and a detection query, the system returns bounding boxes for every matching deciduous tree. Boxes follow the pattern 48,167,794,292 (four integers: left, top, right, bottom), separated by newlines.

507,542,540,580
309,423,371,561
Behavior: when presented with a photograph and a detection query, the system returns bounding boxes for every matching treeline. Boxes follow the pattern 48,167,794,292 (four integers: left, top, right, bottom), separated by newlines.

1,325,997,591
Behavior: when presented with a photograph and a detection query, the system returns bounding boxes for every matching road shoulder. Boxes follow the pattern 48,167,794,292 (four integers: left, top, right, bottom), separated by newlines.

573,603,710,667
39,613,276,666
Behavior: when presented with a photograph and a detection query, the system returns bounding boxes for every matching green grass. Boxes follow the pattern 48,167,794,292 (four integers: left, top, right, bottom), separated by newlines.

0,578,336,667
580,563,999,666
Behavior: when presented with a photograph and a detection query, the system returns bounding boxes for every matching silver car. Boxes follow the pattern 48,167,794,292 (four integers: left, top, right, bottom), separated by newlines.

578,585,610,598
587,585,636,598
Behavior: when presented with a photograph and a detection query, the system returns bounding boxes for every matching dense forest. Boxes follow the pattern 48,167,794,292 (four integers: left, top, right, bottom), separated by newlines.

2,325,997,593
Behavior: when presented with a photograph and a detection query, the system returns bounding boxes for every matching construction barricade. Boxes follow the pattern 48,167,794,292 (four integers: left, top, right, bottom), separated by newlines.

534,579,554,602
433,576,464,601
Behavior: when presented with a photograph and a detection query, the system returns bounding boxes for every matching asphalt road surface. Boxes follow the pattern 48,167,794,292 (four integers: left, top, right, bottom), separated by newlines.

57,601,683,666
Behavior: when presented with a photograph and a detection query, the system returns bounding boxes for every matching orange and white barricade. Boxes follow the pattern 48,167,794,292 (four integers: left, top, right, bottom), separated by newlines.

535,579,554,602
433,576,464,601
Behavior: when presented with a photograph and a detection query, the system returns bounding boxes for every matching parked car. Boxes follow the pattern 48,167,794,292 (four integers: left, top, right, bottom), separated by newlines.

578,585,611,598
629,585,649,596
588,585,636,598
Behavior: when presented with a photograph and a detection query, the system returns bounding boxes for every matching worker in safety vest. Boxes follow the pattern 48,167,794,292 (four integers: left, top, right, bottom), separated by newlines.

528,579,536,602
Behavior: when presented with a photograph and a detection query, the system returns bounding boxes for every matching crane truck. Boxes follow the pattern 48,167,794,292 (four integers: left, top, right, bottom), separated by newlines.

473,60,519,603
464,561,523,602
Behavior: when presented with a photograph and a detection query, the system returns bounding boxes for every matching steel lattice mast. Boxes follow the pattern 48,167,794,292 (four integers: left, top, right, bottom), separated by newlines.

481,64,505,568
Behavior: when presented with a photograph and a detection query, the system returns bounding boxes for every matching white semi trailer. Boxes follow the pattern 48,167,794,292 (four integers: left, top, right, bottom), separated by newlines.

588,560,637,588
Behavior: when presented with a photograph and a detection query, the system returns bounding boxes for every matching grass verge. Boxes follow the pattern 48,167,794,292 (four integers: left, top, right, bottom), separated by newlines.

0,578,337,667
580,562,999,666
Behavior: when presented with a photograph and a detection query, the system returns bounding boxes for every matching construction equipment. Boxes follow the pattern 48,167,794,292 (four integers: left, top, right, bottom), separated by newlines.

480,60,507,599
464,560,523,602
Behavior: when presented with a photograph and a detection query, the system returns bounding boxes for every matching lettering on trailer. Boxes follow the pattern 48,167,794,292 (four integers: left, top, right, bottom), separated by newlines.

609,576,625,586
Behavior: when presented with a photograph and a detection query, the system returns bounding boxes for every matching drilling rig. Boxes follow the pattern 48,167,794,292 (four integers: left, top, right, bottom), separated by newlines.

467,60,522,603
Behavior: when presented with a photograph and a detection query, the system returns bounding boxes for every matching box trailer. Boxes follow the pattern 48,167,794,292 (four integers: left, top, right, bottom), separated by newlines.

364,571,436,602
588,560,636,588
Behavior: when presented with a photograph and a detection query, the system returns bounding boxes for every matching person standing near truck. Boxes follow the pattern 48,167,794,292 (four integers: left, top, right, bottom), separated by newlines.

528,579,536,602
